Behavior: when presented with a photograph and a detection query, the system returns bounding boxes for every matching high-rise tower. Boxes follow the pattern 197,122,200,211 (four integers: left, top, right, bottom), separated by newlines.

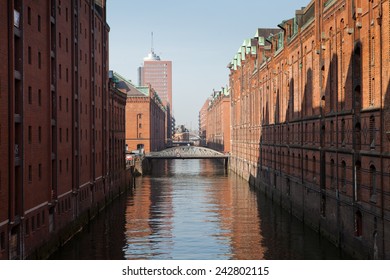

138,33,173,143
138,34,172,110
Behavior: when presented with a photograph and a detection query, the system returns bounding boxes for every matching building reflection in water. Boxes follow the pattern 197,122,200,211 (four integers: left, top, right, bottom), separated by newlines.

123,159,265,259
51,159,348,259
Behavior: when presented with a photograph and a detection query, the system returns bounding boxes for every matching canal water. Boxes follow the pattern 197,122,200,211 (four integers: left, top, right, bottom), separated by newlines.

50,159,350,260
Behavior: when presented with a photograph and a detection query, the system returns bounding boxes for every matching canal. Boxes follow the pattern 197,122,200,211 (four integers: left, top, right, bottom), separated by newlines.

49,159,350,260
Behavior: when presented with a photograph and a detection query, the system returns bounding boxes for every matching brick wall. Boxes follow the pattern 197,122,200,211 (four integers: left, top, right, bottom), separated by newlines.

228,0,390,259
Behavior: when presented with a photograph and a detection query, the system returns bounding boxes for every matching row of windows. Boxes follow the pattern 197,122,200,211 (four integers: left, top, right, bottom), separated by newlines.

27,126,42,144
256,116,377,151
262,148,379,202
28,125,76,145
58,96,69,112
27,47,42,69
57,197,71,215
58,127,69,143
58,64,69,82
27,7,41,32
27,87,42,106
28,164,42,182
25,210,45,235
80,152,103,167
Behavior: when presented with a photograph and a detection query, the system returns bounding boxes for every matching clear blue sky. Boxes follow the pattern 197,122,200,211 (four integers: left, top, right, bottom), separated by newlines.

107,0,310,130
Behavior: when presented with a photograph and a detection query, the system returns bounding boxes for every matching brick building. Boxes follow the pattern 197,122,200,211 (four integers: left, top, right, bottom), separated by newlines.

0,0,131,260
228,0,390,259
198,99,209,146
205,88,231,153
0,0,10,257
112,72,166,153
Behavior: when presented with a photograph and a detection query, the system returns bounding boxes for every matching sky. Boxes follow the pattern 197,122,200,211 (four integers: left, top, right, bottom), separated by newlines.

107,0,310,130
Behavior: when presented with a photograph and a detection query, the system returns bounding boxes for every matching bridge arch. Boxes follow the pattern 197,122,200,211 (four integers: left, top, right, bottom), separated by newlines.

147,146,228,159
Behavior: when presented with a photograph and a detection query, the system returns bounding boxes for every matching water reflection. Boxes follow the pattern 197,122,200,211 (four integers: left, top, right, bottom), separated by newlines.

50,159,349,260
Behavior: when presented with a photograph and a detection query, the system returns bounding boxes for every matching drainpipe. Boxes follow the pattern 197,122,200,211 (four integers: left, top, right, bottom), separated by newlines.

377,1,384,259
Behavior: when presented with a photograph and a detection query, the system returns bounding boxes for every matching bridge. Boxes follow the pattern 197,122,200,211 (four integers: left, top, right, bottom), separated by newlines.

144,146,230,172
146,146,229,159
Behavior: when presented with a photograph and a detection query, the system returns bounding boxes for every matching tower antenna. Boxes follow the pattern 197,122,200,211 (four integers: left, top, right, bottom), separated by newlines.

151,32,154,53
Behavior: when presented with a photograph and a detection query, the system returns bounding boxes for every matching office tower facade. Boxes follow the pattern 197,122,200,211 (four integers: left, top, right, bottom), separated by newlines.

139,49,173,143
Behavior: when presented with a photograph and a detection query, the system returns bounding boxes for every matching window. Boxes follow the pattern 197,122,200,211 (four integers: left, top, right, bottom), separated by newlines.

59,33,62,48
59,128,62,142
38,15,41,32
38,126,41,143
59,96,62,110
38,89,41,106
28,86,32,104
59,160,62,173
28,46,32,64
28,165,32,182
28,7,31,25
38,52,41,69
38,163,42,180
28,126,32,144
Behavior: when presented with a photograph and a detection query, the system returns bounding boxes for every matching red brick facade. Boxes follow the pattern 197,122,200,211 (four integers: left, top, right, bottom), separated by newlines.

0,0,130,259
198,99,209,146
113,73,166,153
229,0,390,259
0,0,10,258
205,88,231,153
125,92,166,153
